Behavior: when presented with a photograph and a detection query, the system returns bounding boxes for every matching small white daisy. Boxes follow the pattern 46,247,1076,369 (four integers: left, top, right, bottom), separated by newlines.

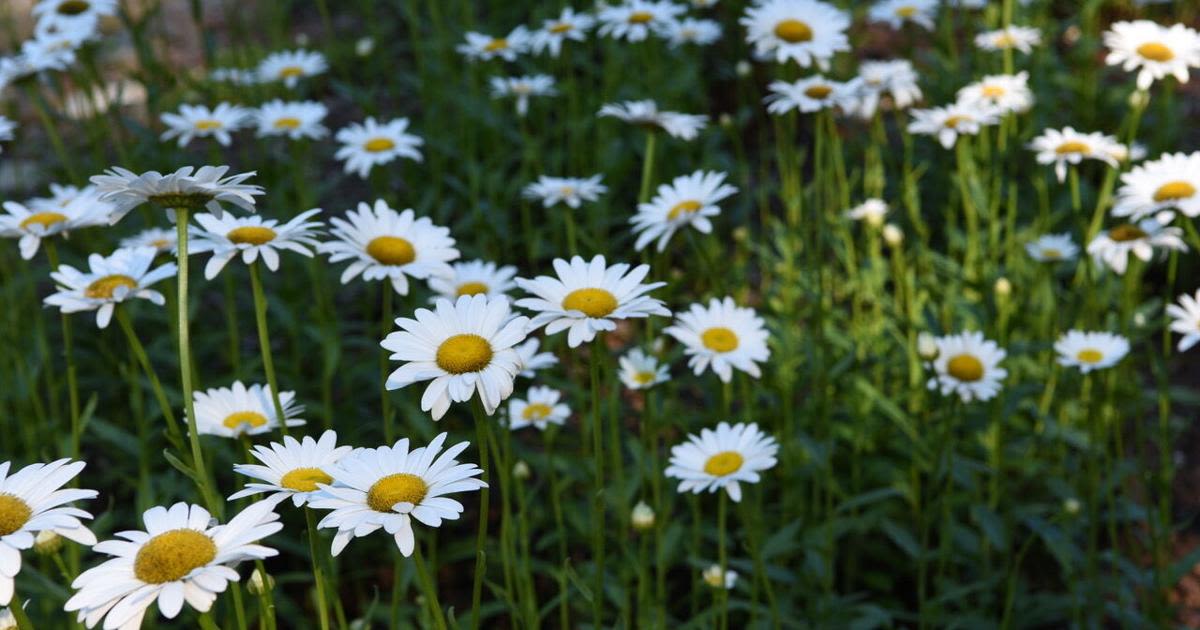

189,208,322,279
1025,233,1080,263
845,198,889,227
159,103,251,147
907,103,1000,149
523,175,608,209
257,49,327,88
597,0,686,43
531,7,594,57
1112,152,1200,220
508,386,570,431
229,430,353,507
598,100,707,140
1087,219,1186,274
489,74,557,117
664,297,770,383
618,347,670,390
457,27,531,62
631,170,736,252
44,247,176,328
658,17,723,47
764,75,859,115
253,100,328,140
334,117,424,179
119,227,177,253
1054,330,1130,373
1167,289,1200,352
868,0,936,30
1104,20,1200,91
847,59,922,118
1028,127,1121,183
975,25,1042,54
956,72,1033,115
190,380,305,438
90,165,263,224
740,0,851,70
0,197,108,260
515,338,558,379
428,260,518,301
926,331,1007,402
32,0,116,32
665,421,779,502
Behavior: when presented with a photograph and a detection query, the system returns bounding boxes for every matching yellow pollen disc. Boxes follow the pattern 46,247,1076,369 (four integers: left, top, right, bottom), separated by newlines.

562,288,619,318
773,19,813,43
1055,141,1090,155
981,85,1006,98
701,327,740,353
484,38,509,52
456,281,489,296
994,34,1016,47
133,529,217,584
1136,42,1174,62
223,411,269,431
19,211,68,230
151,239,170,249
1152,181,1196,203
804,85,833,99
279,66,304,78
280,467,333,492
1108,224,1147,242
628,11,654,24
436,334,494,374
703,451,744,476
943,115,969,129
896,6,917,17
549,22,573,34
522,403,552,420
668,199,703,220
85,274,137,299
194,119,223,131
1040,248,1062,260
226,226,277,245
946,354,984,382
634,371,656,385
57,0,90,15
367,473,428,512
0,494,32,536
273,117,302,129
1076,349,1104,364
366,236,416,265
364,137,396,152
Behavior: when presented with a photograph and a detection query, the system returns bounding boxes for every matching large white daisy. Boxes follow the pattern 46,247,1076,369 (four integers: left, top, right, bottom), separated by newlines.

664,421,779,502
1112,152,1200,220
334,117,424,179
664,297,770,383
925,331,1007,402
740,0,851,69
189,208,323,280
43,247,177,328
1054,330,1130,374
1104,20,1200,91
90,165,263,224
229,430,353,507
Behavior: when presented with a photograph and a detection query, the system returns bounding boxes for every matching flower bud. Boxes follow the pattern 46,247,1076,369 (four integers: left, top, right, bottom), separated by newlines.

735,61,752,78
34,530,62,555
248,568,275,595
882,223,903,246
994,277,1012,299
1063,497,1081,515
356,37,376,57
513,460,531,481
917,332,938,360
631,501,655,531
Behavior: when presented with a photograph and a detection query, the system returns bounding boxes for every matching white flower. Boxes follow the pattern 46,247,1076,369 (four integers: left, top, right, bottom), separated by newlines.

1025,233,1079,263
253,100,328,140
229,430,353,507
65,500,283,629
598,100,707,140
926,332,1007,402
764,75,859,115
632,170,736,252
618,347,670,390
975,25,1042,54
457,27,531,61
740,0,851,70
523,175,608,209
631,501,655,530
189,208,322,279
1104,20,1200,91
0,459,97,607
515,338,558,379
159,103,250,147
1028,127,1121,182
489,75,557,117
44,247,176,328
664,297,770,383
658,18,722,47
531,7,594,57
1054,330,1130,373
428,260,518,301
319,199,458,295
309,433,487,557
1167,289,1200,352
845,198,889,227
257,49,327,88
32,0,116,33
1087,219,1186,275
597,0,686,42
868,0,936,30
847,59,922,118
1112,152,1200,220
209,67,258,85
0,197,108,260
119,227,176,253
334,117,424,179
190,380,305,438
508,386,570,431
956,72,1033,115
516,255,670,348
702,565,738,589
90,165,263,224
907,103,999,149
382,295,529,420
665,421,779,502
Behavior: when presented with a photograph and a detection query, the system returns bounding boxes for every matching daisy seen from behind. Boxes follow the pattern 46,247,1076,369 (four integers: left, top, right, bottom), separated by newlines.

334,117,424,179
229,430,353,507
632,170,736,252
598,100,707,140
925,331,1007,402
91,165,263,224
664,297,770,383
189,207,322,280
44,247,176,328
665,421,779,502
1055,330,1130,374
508,386,570,431
320,199,458,295
190,380,305,439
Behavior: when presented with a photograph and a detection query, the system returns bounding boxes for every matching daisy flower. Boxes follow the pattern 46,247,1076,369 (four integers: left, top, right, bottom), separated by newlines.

253,100,328,140
257,49,327,88
764,75,859,114
658,18,723,47
334,117,424,179
26,182,109,211
741,0,851,70
515,338,558,378
1087,219,1186,274
229,430,353,507
523,175,608,209
598,100,707,140
159,103,251,147
907,103,999,149
975,25,1042,54
428,260,518,301
457,27,531,62
508,386,570,431
189,208,323,279
210,67,258,86
1104,20,1200,91
618,347,670,390
190,380,305,438
0,198,108,260
925,331,1007,402
0,459,97,607
0,116,13,151
847,59,922,118
516,255,670,348
319,199,458,295
631,170,737,252
44,247,176,328
531,7,594,57
20,23,93,71
1167,289,1200,352
664,297,770,383
596,0,686,42
868,0,936,30
119,227,176,253
91,165,263,223
1055,330,1130,374
1025,233,1079,263
665,421,779,502
382,295,529,420
1028,127,1121,182
489,75,557,117
703,565,738,589
309,432,487,557
32,0,117,32
1112,152,1200,220
845,198,889,227
65,500,283,629
956,72,1033,115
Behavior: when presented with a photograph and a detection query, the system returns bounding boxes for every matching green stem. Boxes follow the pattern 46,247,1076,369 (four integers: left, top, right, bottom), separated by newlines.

305,508,331,630
44,242,81,459
638,132,657,204
249,262,290,436
413,541,449,630
469,398,492,630
718,491,729,630
590,336,606,629
116,307,183,449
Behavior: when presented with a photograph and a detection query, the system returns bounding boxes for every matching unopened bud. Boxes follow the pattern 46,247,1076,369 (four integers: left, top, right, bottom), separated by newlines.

631,501,655,531
917,332,938,360
994,277,1012,299
34,530,62,555
735,60,752,78
513,460,531,481
1063,497,1081,515
248,568,275,595
356,37,375,57
882,223,903,246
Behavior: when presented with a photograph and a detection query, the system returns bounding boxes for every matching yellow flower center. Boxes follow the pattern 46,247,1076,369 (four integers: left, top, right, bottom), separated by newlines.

1076,349,1104,364
773,19,813,43
895,5,917,18
85,274,137,299
804,85,833,99
993,33,1016,48
562,288,619,318
367,473,428,512
484,38,509,52
549,22,573,34
134,529,217,584
1040,247,1062,260
364,137,396,152
667,199,703,220
223,411,269,432
1108,224,1147,242
0,494,32,536
1152,181,1196,203
522,403,552,421
456,281,489,296
634,371,657,385
436,334,493,374
273,117,302,130
943,115,969,129
946,354,984,382
1136,42,1174,62
703,451,744,476
1055,141,1090,155
19,211,68,230
57,0,90,15
151,239,171,250
981,85,1006,98
194,119,223,131
280,467,333,492
279,66,304,78
366,236,416,265
701,327,739,353
628,11,654,24
226,226,277,245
